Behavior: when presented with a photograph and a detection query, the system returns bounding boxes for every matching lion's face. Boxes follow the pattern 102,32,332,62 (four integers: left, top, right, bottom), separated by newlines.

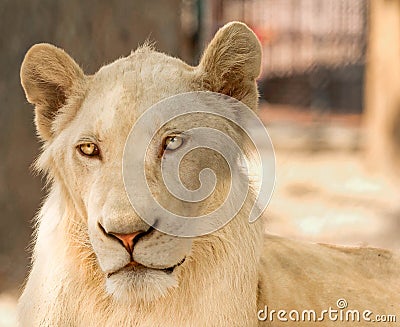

48,50,201,301
20,23,261,302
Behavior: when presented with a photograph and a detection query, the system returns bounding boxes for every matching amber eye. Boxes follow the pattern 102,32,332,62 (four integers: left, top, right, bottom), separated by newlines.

78,143,100,157
163,135,183,151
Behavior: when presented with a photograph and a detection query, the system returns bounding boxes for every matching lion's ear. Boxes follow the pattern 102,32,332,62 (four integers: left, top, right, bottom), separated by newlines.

20,43,85,141
198,22,262,109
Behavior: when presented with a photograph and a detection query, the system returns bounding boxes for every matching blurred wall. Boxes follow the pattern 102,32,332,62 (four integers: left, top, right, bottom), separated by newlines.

0,0,181,292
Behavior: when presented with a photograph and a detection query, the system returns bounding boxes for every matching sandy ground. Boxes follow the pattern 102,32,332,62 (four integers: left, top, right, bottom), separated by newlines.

262,106,400,250
267,149,400,249
1,108,399,324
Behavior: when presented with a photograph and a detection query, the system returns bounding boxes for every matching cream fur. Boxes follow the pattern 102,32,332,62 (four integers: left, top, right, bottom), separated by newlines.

19,22,400,326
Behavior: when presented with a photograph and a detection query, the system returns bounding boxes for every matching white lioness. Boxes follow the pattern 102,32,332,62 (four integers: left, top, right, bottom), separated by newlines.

19,22,400,326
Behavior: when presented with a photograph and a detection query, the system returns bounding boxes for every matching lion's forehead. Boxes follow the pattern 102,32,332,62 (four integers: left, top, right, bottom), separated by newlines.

79,49,196,141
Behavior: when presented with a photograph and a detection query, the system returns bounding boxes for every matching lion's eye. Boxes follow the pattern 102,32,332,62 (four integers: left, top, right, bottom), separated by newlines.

78,143,100,157
164,135,183,151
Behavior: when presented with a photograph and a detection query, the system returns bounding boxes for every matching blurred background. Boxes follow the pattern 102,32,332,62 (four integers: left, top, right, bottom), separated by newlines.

1,0,399,325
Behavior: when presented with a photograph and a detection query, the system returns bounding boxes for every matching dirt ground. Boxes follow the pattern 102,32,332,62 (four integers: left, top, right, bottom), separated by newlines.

1,107,399,325
263,105,400,249
267,149,400,249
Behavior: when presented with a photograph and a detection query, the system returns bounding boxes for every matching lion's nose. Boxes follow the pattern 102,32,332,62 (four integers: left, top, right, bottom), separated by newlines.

97,222,152,255
109,231,148,255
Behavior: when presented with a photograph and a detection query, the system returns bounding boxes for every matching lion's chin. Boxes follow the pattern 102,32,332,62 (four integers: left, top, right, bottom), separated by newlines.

105,265,179,303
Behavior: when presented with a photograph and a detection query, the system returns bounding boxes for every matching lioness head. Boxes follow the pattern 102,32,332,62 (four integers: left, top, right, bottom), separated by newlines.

21,22,262,302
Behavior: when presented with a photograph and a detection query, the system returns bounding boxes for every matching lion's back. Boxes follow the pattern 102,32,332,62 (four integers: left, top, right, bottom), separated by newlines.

257,234,400,326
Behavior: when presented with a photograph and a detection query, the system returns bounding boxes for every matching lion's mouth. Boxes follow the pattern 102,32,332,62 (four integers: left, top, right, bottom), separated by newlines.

107,257,186,278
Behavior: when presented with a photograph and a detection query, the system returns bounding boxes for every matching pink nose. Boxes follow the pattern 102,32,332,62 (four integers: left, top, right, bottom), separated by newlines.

109,231,145,254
